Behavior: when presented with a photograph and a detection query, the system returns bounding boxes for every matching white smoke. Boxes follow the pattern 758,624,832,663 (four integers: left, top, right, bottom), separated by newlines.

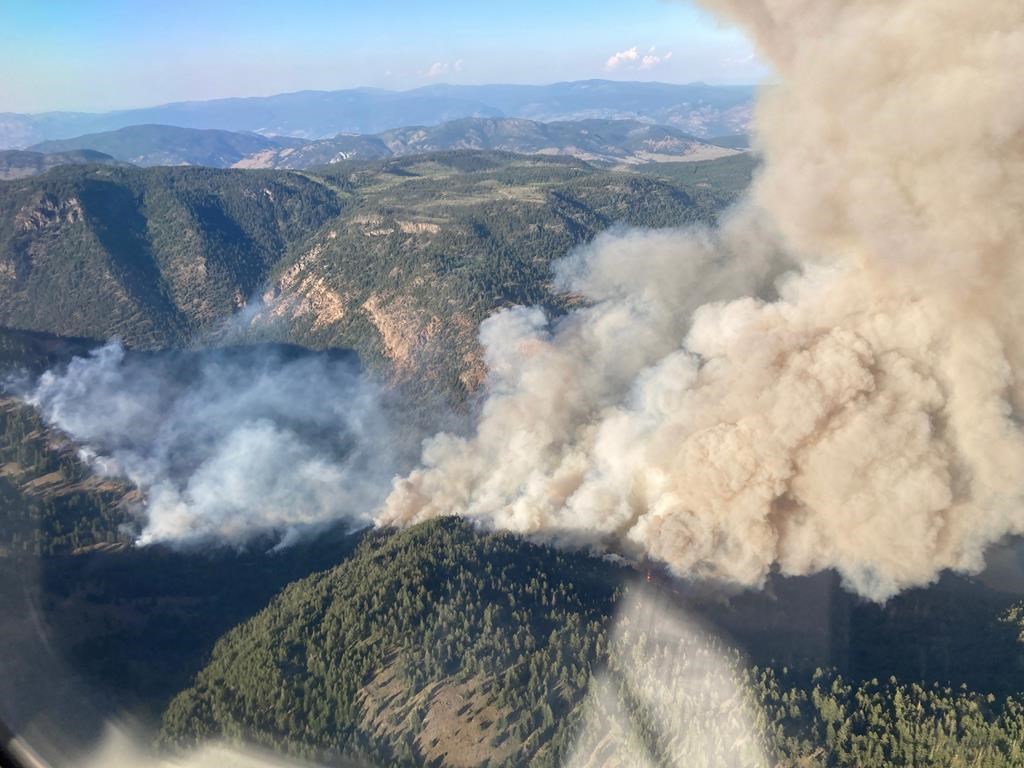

25,341,410,547
379,0,1024,601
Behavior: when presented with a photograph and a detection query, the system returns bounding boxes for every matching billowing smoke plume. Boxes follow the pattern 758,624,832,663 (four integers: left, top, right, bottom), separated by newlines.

26,341,409,547
380,0,1024,601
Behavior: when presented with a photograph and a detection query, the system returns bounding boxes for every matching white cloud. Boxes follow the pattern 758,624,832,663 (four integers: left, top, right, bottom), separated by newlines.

606,46,673,72
641,48,673,70
423,59,464,79
605,46,639,71
424,61,449,78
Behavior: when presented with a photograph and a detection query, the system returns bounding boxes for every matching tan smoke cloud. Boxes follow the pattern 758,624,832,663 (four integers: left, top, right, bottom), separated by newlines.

379,0,1024,601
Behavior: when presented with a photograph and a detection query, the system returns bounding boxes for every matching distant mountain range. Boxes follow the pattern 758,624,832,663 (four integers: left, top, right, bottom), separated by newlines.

14,117,743,171
238,117,741,169
28,125,304,168
0,80,754,149
0,149,128,180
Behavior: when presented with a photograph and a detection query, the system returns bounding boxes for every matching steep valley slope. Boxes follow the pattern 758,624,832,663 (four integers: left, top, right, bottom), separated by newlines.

157,518,1024,768
0,152,755,401
0,165,342,348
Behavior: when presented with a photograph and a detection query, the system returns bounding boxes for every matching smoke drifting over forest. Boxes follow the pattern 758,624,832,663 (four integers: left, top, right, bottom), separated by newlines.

16,0,1023,602
26,342,409,547
380,0,1024,601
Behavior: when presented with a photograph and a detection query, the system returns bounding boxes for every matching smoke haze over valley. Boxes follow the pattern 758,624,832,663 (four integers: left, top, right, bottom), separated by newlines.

21,341,413,547
11,0,1023,603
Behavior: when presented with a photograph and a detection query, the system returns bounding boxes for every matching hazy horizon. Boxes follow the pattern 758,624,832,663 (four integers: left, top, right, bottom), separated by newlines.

1,77,761,118
0,0,766,114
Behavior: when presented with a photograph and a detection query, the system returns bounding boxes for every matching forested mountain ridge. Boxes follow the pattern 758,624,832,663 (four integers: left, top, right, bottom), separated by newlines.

0,164,342,348
250,151,752,397
0,149,128,180
0,395,136,557
236,117,740,170
29,124,301,167
0,152,756,398
19,118,742,171
0,329,138,557
158,518,1024,768
158,518,623,766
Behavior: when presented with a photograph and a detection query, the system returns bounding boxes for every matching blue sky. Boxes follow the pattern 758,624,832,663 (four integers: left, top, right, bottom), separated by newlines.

0,0,765,114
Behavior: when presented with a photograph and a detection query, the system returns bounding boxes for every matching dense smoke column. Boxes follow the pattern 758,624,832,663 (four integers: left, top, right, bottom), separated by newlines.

379,0,1024,601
